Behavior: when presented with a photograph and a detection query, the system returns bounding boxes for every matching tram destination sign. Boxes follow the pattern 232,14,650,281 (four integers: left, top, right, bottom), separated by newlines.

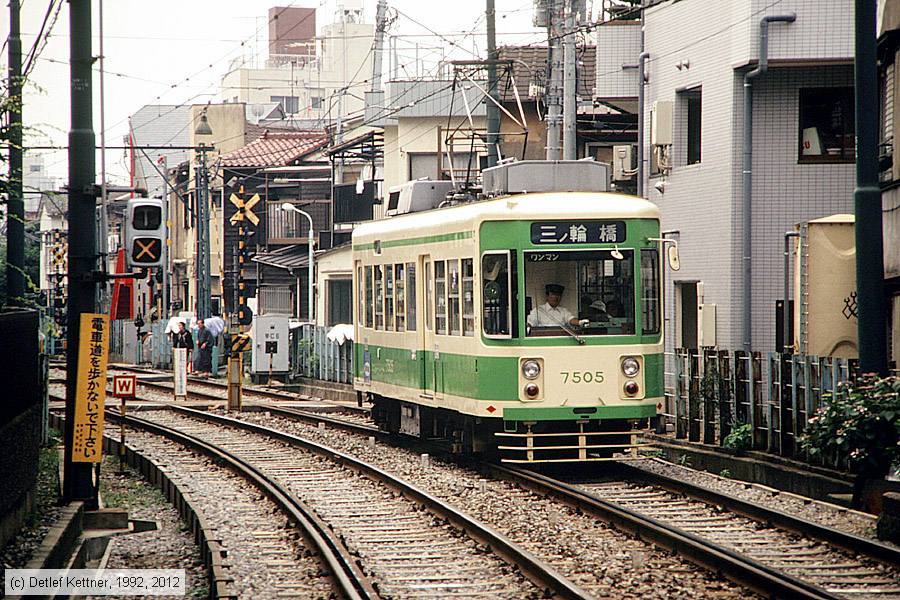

530,220,626,245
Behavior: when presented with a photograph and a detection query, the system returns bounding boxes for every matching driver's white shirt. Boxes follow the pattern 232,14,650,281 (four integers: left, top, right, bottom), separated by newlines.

527,302,575,327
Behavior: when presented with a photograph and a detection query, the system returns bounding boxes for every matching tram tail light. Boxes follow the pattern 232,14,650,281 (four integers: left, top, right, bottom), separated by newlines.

525,383,540,398
624,381,640,396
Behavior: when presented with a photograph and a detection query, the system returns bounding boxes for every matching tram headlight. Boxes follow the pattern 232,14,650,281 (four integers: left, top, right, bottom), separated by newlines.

522,360,541,380
621,357,640,377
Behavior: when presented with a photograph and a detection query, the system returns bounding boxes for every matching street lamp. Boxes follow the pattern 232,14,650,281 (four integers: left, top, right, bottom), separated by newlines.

194,109,213,319
280,202,315,323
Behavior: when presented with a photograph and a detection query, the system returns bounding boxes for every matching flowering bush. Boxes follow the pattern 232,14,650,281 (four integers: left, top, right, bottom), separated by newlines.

800,376,900,478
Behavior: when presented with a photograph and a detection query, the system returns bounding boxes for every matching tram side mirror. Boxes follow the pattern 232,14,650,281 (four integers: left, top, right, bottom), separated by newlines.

667,244,681,271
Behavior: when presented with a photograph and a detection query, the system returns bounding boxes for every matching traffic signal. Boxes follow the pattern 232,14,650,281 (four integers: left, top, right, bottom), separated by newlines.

126,199,165,268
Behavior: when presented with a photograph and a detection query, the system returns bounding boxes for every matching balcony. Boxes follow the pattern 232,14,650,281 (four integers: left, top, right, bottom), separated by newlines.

266,200,330,245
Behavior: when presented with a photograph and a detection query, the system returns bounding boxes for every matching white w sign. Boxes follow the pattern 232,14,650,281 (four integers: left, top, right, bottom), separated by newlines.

112,375,136,399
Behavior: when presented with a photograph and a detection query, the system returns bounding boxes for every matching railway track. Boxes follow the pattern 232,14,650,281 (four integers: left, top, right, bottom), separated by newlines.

49,395,372,600
216,399,900,599
129,406,581,599
53,364,900,598
52,385,590,599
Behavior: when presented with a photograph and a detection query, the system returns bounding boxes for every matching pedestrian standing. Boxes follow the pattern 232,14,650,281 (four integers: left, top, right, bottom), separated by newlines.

171,321,193,368
194,319,215,377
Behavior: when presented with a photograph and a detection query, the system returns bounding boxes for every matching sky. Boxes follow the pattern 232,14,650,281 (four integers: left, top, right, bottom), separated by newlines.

1,0,551,184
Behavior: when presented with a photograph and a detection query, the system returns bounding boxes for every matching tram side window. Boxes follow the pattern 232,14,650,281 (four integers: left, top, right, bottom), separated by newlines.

482,252,511,337
641,249,661,335
435,260,447,334
406,262,417,331
395,264,406,332
374,265,384,330
357,266,364,326
385,265,395,331
425,261,433,331
462,258,474,336
448,259,461,336
364,266,374,328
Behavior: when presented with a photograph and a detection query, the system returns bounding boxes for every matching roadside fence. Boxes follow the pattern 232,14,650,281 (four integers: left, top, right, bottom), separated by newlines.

293,325,353,384
665,349,856,462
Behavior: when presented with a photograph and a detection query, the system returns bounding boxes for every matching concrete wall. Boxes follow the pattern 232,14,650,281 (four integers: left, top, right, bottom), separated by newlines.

594,21,641,100
382,116,487,192
743,66,855,350
500,103,546,161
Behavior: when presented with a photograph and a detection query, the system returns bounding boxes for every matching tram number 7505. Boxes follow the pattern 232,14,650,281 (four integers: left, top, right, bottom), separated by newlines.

561,371,605,384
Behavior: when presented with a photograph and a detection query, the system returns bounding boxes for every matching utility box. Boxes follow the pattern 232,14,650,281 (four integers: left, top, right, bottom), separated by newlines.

612,145,635,181
385,180,455,217
251,314,290,374
794,215,858,358
651,101,674,146
481,160,610,196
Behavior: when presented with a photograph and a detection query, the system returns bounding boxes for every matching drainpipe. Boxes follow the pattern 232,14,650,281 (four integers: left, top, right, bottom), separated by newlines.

741,13,795,351
783,231,799,354
637,48,649,197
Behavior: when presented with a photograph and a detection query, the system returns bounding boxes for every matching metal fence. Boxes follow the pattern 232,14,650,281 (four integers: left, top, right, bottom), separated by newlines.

109,319,172,369
666,349,854,461
294,325,353,384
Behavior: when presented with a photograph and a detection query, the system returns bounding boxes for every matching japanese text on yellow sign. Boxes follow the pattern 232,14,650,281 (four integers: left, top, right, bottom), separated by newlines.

73,313,109,463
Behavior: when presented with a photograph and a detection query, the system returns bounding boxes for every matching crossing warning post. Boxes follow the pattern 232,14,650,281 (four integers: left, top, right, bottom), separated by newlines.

173,348,188,401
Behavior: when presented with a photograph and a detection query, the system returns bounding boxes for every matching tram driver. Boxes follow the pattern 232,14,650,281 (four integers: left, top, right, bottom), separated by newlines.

527,284,589,329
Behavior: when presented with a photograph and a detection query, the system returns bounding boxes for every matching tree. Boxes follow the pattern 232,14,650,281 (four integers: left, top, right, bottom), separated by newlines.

0,219,42,305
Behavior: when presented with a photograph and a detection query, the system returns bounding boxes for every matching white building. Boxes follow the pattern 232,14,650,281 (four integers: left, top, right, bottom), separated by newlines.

596,0,856,351
23,153,59,215
221,6,374,123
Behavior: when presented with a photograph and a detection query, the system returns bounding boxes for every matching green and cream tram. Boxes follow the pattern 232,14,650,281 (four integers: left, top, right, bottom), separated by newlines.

352,191,667,463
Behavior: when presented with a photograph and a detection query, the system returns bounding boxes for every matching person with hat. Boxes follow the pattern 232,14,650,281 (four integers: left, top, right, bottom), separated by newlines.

527,284,587,328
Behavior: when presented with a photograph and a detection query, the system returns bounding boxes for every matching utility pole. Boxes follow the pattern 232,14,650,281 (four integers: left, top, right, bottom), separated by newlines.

853,0,888,376
485,0,500,168
64,0,98,502
195,145,211,320
97,0,109,313
6,0,24,306
545,0,562,160
372,0,388,92
336,92,345,185
160,156,170,320
562,0,577,160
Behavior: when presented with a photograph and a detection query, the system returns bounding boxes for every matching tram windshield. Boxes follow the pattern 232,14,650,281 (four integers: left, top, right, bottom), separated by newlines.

524,250,635,337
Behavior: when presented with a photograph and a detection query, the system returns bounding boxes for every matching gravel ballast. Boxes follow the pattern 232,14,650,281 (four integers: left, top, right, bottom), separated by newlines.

90,455,207,598
227,408,756,599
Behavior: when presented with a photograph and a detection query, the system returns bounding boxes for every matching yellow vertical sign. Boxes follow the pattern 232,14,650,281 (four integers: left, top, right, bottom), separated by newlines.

73,313,110,463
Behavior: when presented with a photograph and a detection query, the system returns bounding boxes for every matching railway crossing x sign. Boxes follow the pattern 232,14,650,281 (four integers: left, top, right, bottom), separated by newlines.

229,193,260,226
132,238,162,263
231,333,251,355
112,375,136,399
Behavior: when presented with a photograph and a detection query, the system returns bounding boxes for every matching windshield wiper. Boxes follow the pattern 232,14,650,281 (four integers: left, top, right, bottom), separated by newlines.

536,307,586,345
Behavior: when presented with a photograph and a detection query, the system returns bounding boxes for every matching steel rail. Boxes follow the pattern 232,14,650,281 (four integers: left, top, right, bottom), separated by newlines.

100,405,378,600
150,383,896,584
488,464,841,600
612,461,900,569
159,403,592,600
103,362,368,413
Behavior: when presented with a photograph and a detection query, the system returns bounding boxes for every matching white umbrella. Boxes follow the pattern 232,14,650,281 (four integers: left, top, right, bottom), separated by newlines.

164,316,188,334
202,316,226,337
